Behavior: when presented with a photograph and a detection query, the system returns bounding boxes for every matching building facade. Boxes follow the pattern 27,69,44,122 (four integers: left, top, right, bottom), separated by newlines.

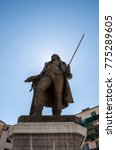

76,105,99,150
0,120,12,150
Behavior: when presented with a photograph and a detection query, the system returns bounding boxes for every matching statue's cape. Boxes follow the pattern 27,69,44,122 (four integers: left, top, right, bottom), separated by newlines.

30,77,74,115
45,77,74,108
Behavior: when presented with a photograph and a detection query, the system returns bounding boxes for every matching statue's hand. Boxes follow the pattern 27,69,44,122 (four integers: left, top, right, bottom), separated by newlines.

65,65,72,79
25,76,34,83
65,73,72,79
66,64,70,73
25,79,29,83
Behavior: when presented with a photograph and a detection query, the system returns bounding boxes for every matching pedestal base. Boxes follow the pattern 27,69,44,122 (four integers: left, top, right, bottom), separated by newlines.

9,116,87,150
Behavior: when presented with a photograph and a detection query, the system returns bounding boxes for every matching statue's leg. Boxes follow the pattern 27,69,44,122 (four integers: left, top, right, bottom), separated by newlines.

52,107,62,115
52,75,64,116
33,105,43,116
33,76,51,116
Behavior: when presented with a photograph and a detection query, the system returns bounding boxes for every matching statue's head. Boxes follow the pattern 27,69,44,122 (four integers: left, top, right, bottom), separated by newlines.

51,54,60,61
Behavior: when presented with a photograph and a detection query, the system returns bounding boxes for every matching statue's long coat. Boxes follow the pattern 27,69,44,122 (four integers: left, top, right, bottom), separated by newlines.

30,61,74,115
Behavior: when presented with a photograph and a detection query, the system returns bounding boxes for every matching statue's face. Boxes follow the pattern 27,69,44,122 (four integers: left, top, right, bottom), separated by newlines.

51,54,60,61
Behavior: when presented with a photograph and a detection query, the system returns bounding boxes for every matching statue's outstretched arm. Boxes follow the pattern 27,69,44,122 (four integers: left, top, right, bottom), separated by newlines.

25,75,40,83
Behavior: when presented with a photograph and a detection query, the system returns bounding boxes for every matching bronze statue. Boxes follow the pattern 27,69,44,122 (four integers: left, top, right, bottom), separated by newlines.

25,54,74,116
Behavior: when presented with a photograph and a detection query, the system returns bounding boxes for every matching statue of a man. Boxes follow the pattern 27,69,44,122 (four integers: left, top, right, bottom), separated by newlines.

25,54,73,116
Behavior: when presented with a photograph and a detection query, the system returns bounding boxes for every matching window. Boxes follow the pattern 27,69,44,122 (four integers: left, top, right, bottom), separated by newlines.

82,143,89,150
91,111,96,116
6,137,11,143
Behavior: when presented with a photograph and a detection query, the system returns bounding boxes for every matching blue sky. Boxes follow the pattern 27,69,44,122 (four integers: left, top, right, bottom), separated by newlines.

0,0,99,125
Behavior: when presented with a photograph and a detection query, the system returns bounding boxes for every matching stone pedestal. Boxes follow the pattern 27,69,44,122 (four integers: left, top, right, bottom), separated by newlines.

9,116,87,150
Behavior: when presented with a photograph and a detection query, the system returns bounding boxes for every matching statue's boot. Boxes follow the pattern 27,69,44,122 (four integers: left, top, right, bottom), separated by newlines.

33,106,43,116
52,108,62,116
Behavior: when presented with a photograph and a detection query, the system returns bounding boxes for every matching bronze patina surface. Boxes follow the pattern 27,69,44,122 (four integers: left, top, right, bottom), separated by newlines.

25,54,73,116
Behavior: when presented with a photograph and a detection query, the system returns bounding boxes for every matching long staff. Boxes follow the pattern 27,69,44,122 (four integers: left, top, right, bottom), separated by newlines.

68,34,85,66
